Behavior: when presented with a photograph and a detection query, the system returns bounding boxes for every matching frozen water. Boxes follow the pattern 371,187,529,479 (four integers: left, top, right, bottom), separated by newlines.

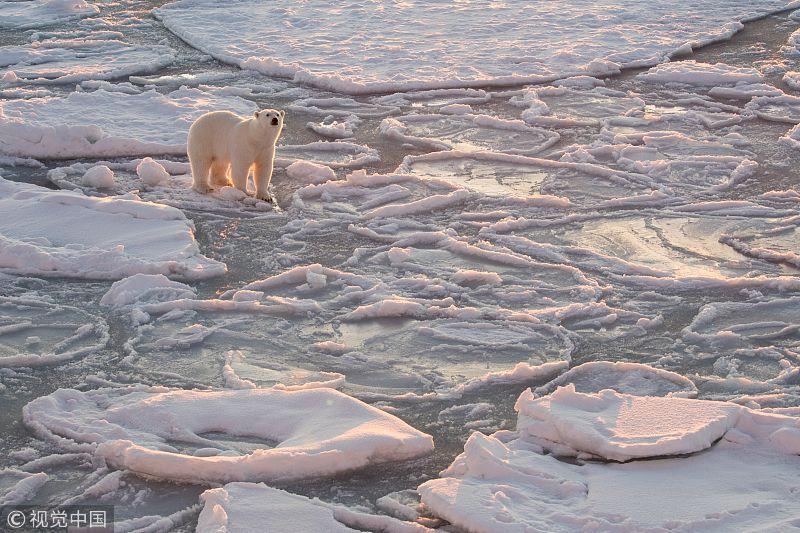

0,0,99,30
23,386,434,484
534,361,698,398
0,294,108,368
0,87,256,159
380,114,560,155
419,387,800,531
196,482,426,532
0,39,175,85
2,1,800,529
155,0,795,94
0,178,225,280
48,160,277,216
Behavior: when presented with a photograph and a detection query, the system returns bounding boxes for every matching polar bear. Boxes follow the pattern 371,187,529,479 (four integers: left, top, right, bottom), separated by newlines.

188,109,284,201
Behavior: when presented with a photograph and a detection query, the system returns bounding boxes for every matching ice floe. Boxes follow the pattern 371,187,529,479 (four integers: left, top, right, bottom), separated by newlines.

0,294,108,368
684,297,800,351
23,386,434,483
0,0,99,29
154,0,795,93
419,386,800,531
0,38,175,85
100,274,196,309
380,114,560,156
0,178,225,280
197,482,428,533
638,61,763,86
0,469,49,505
534,361,698,398
0,87,256,159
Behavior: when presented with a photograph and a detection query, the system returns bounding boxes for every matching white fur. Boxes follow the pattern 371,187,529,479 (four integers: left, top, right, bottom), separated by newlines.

187,108,284,201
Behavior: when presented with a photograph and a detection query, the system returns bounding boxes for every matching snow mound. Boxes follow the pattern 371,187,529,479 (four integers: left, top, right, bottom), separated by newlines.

49,160,275,216
197,482,428,533
81,165,115,188
517,384,740,461
0,0,99,29
638,61,763,86
23,386,434,484
286,160,337,184
155,0,792,94
534,361,698,398
0,178,225,280
100,274,196,308
136,157,170,186
0,87,256,159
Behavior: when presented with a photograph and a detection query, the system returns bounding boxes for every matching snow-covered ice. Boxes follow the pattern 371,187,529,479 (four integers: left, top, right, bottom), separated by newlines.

23,386,434,484
155,0,797,94
419,387,800,531
534,361,698,398
197,482,427,533
637,61,763,86
48,160,277,216
0,87,256,159
0,0,99,30
0,178,225,280
2,0,800,527
0,39,175,85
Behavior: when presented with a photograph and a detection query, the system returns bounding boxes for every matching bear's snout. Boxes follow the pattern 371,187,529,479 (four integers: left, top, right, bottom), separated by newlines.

271,117,279,126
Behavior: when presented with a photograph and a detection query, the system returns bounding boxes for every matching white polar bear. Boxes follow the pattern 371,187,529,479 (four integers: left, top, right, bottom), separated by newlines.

187,108,284,201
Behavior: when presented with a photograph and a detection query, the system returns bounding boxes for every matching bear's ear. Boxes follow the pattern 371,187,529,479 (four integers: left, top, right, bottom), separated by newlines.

280,110,285,118
254,111,260,119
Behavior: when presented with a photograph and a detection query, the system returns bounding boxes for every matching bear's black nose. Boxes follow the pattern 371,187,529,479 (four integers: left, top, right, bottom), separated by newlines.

271,117,279,126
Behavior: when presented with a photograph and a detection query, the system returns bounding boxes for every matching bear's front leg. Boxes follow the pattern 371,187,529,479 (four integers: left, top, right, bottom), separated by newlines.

254,152,275,202
230,160,251,194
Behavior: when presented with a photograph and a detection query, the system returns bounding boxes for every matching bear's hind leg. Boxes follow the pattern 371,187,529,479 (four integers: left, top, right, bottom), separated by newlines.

210,160,231,188
190,155,212,194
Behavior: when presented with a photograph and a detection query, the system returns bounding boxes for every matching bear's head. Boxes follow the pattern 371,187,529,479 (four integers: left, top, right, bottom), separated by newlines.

253,109,285,143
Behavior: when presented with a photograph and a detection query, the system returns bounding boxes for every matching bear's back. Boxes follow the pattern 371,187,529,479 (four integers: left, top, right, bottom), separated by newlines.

189,110,245,137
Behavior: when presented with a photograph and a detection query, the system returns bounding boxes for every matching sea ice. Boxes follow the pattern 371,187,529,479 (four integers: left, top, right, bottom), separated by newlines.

100,274,196,308
517,385,740,460
534,361,698,398
197,482,429,533
0,469,49,506
0,87,256,159
0,178,225,280
419,387,800,531
0,292,109,368
380,114,560,156
638,61,763,86
0,0,99,29
48,160,276,216
0,39,175,85
154,0,794,93
23,386,434,484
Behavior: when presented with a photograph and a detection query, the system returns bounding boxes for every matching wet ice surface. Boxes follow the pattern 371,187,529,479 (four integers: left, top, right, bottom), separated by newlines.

1,2,800,532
